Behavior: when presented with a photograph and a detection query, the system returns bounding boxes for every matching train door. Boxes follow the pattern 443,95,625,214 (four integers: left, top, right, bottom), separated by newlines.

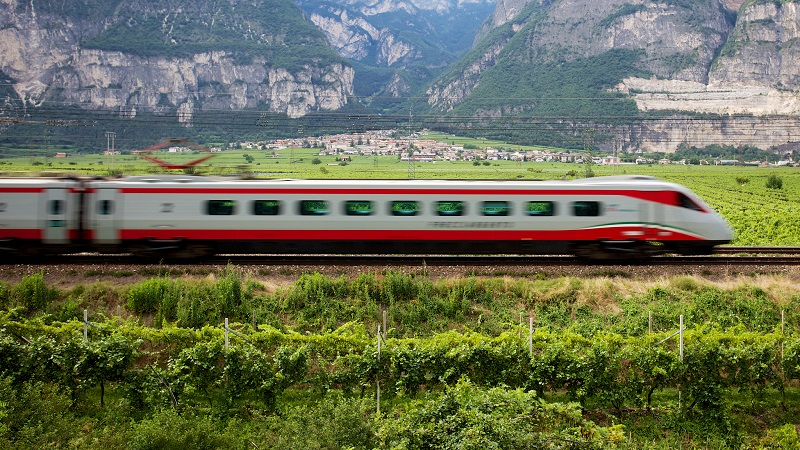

639,201,664,240
43,188,69,244
91,188,121,244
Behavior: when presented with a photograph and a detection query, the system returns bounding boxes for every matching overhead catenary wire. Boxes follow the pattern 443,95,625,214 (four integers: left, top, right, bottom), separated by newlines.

3,90,800,149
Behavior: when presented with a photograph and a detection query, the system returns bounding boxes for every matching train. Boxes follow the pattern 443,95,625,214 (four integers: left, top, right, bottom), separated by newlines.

0,174,733,260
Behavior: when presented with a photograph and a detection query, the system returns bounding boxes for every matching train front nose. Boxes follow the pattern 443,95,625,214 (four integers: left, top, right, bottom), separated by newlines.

710,213,735,244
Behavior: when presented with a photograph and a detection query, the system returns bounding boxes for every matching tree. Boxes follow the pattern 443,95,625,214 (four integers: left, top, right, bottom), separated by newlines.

766,174,783,189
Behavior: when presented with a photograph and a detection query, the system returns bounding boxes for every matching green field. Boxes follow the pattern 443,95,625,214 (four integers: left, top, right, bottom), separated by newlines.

2,146,798,246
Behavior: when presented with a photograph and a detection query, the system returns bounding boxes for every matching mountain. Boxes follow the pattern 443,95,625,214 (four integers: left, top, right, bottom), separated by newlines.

4,0,800,152
0,0,353,128
294,0,495,109
424,0,800,152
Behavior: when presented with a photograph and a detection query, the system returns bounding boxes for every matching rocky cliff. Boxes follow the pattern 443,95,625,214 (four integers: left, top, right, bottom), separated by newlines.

428,0,800,151
619,0,800,117
430,0,736,111
4,0,800,151
0,0,354,122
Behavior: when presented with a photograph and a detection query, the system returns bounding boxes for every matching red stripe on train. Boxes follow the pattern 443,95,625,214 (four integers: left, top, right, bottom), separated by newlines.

0,188,46,193
117,228,704,241
0,229,43,239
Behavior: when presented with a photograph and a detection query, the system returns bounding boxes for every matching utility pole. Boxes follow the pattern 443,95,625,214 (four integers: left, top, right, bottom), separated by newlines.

407,108,415,179
294,125,304,164
106,131,116,172
582,128,595,178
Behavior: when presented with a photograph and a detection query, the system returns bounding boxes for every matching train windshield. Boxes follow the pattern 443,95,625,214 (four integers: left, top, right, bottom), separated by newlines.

676,192,705,212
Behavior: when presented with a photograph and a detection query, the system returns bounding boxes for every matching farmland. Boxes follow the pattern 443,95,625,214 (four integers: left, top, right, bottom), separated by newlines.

3,140,800,448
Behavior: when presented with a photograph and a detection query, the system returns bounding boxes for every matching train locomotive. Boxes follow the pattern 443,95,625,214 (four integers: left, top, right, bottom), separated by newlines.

0,175,733,260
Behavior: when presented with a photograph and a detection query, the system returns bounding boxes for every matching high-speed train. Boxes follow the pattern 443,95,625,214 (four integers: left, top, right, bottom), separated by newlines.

0,175,733,260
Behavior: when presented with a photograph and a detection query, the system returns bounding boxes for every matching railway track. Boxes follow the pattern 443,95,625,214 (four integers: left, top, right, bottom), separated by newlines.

5,247,800,267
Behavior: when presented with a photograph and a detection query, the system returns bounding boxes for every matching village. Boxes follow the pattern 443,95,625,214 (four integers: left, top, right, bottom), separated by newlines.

254,129,629,165
83,129,791,167
248,129,775,166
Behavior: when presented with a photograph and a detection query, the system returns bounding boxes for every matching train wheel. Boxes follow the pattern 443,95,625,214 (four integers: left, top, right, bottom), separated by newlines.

128,243,214,260
571,241,662,261
169,244,215,259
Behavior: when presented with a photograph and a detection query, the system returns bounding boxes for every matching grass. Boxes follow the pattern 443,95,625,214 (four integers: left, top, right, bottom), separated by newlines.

7,265,800,338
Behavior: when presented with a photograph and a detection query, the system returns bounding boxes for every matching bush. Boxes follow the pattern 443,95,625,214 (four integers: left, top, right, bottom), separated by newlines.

377,380,625,449
263,394,377,450
766,174,783,189
175,283,219,328
13,273,56,313
0,282,9,309
127,278,173,314
0,378,76,447
127,409,224,450
217,264,244,318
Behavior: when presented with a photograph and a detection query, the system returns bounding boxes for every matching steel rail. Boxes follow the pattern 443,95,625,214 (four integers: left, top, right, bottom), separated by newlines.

5,249,800,266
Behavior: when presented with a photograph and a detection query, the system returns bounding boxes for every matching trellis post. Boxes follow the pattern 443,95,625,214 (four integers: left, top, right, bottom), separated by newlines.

377,325,382,414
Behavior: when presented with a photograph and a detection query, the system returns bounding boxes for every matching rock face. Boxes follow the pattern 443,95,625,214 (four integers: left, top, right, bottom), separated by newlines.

0,0,354,121
40,50,353,121
428,0,800,151
711,1,800,89
4,0,800,151
626,115,800,153
431,0,735,110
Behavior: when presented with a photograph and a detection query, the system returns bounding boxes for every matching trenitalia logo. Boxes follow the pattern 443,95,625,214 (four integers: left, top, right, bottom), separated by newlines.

428,222,515,229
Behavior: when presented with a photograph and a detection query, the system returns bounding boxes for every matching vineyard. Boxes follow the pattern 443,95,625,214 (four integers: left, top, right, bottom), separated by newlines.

2,268,800,448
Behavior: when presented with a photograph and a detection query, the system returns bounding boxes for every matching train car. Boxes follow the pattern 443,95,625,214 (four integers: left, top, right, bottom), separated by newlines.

76,174,733,259
0,177,84,256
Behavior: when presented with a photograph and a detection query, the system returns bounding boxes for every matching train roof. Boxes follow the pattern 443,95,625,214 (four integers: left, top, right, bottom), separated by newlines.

0,176,81,187
92,174,670,188
1,174,689,192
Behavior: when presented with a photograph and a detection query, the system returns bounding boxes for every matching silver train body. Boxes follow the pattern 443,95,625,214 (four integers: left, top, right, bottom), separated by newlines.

0,175,733,259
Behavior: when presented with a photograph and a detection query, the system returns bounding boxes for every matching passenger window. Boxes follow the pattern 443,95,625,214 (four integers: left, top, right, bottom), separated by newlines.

345,201,374,216
98,200,114,215
573,201,601,217
49,200,63,215
207,200,236,215
253,200,281,215
391,201,420,216
482,201,511,216
677,193,704,212
526,201,555,216
300,200,329,216
436,201,464,216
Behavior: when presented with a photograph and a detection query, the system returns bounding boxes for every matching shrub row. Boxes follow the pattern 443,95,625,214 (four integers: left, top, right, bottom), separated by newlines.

2,316,798,422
